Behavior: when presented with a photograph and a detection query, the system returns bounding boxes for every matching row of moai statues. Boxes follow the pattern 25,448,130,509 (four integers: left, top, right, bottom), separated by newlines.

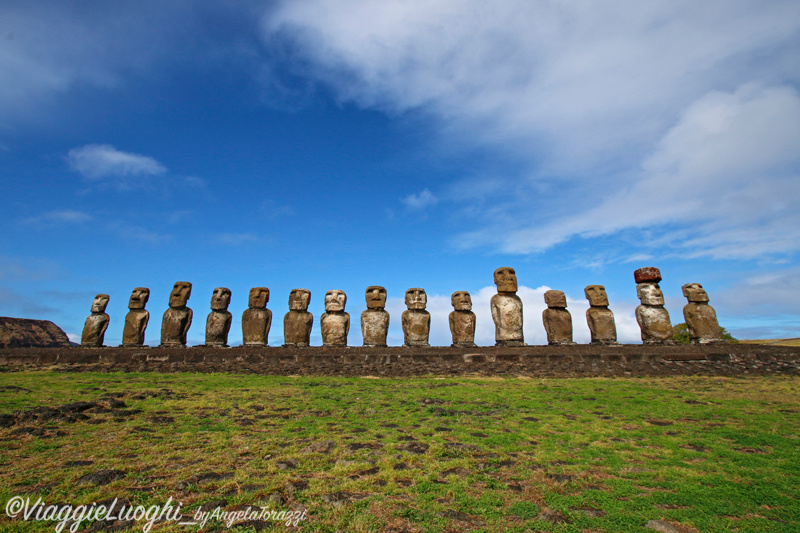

81,266,724,347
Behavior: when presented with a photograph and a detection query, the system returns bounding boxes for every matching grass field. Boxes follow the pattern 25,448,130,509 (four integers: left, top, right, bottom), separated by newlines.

739,339,800,347
0,372,798,532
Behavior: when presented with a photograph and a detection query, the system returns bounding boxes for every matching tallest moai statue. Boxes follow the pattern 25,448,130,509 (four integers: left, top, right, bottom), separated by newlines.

491,267,525,346
161,281,193,347
634,267,673,345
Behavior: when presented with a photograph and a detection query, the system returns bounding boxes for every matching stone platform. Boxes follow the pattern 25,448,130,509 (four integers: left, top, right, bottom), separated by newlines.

1,344,798,378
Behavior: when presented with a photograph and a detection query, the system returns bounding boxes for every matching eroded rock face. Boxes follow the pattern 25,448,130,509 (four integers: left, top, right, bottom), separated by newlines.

160,282,193,347
402,288,430,347
81,294,110,347
634,268,673,345
284,289,312,347
542,290,574,345
0,317,71,348
491,267,525,346
449,291,476,347
585,285,618,345
242,287,272,346
361,286,389,347
321,290,349,347
682,283,723,344
205,287,232,347
122,287,150,346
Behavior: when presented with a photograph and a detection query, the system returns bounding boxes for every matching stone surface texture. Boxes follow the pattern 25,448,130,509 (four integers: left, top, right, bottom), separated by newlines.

682,283,723,344
585,285,618,345
402,288,430,347
284,289,312,347
242,287,272,346
81,294,110,347
122,287,150,346
361,286,389,347
0,317,71,348
491,267,525,346
542,290,575,345
160,281,193,347
321,290,349,347
636,277,673,345
205,287,232,347
634,266,662,284
449,291,477,347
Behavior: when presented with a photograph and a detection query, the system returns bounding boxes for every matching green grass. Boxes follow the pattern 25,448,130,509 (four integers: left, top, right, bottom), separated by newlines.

0,372,798,532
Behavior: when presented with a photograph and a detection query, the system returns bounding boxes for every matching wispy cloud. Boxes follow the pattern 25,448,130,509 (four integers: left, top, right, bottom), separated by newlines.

21,209,92,227
401,188,438,210
213,232,260,246
264,1,800,260
68,144,167,188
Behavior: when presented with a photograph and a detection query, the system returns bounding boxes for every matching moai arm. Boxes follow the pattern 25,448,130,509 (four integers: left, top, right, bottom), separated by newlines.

182,308,193,342
449,312,456,339
345,314,350,338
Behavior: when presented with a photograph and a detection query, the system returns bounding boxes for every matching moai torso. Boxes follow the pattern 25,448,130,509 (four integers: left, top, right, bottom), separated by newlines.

81,294,110,347
491,267,525,346
542,290,574,345
321,290,349,347
161,282,193,347
402,288,430,347
242,287,272,346
205,287,232,347
283,289,313,347
361,286,389,347
122,287,150,346
585,285,618,345
682,283,723,344
634,268,673,344
449,291,476,347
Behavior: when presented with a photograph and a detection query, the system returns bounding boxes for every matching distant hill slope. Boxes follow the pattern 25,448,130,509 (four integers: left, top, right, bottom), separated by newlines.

0,317,71,348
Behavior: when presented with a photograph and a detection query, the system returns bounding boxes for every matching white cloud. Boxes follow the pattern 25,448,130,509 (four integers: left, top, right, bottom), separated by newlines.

264,1,800,259
21,210,92,226
68,144,167,188
401,188,438,210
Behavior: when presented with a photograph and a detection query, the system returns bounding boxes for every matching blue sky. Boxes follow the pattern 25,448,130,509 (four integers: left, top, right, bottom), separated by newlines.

2,0,799,346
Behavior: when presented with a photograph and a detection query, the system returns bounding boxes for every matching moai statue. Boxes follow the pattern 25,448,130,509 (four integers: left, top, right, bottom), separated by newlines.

122,287,150,346
585,285,619,345
490,267,525,346
81,294,110,347
205,287,232,347
402,288,431,347
321,290,349,347
634,267,673,344
160,281,193,347
361,286,389,347
242,287,272,346
682,283,723,344
283,289,312,347
542,290,575,345
449,291,476,347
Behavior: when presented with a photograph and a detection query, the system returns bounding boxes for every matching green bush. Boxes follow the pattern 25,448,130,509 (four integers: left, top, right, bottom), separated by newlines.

672,322,737,344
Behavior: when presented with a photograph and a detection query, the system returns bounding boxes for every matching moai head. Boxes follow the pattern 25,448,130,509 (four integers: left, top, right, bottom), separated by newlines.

682,283,710,303
128,287,150,310
637,283,665,306
405,288,427,310
169,282,192,308
325,290,347,312
544,290,567,308
584,285,609,307
288,289,311,311
91,294,110,313
451,291,472,311
210,287,231,310
249,287,270,309
365,286,387,310
494,267,518,293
